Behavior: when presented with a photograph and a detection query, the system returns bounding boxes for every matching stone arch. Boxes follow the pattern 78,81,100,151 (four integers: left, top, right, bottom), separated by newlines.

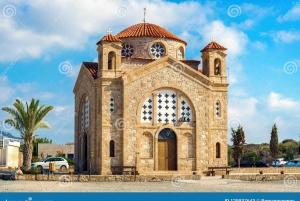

78,94,88,132
108,51,116,70
140,132,153,158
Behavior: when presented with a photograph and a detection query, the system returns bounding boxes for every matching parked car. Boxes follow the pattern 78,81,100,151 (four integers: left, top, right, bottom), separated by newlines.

231,161,269,167
271,158,287,167
285,159,300,167
231,161,254,167
254,161,269,167
31,157,69,171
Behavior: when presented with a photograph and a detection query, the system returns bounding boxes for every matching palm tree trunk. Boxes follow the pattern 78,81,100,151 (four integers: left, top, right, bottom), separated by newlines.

23,143,33,169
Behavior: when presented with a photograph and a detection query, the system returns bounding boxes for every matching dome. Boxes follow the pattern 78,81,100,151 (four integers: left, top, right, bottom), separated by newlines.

97,33,122,45
116,23,187,45
201,41,227,52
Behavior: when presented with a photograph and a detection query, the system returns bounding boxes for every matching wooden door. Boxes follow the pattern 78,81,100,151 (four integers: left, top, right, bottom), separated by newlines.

158,141,167,170
167,140,176,170
158,140,177,170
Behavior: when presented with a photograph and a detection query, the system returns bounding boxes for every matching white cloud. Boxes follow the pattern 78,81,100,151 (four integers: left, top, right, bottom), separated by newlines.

268,92,299,111
277,4,300,22
271,30,300,43
0,0,215,62
251,41,267,51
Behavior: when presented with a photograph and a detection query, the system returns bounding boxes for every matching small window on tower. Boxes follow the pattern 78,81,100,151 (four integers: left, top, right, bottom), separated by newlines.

110,98,114,113
216,101,220,117
110,140,115,157
216,142,221,158
214,58,221,75
177,46,184,60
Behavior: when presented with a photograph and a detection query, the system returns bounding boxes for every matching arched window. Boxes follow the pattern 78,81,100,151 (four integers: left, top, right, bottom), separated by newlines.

121,44,134,57
110,97,114,114
214,58,221,75
177,47,184,60
110,140,115,157
108,51,116,70
80,96,89,131
216,142,220,158
216,101,220,117
150,43,165,59
85,97,89,128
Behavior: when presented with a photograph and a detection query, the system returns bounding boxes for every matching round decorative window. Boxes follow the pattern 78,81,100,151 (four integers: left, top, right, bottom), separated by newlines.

150,43,165,59
121,44,134,57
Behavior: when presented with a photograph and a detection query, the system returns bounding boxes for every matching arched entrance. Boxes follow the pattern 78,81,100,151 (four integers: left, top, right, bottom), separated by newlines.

158,128,177,170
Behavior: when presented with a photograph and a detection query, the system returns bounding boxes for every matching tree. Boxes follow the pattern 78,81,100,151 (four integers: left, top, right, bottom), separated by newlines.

33,137,53,156
2,99,54,169
246,152,260,163
231,125,246,167
270,124,279,160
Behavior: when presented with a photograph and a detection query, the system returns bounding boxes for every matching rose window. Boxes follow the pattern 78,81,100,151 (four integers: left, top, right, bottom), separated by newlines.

121,44,134,57
150,43,165,59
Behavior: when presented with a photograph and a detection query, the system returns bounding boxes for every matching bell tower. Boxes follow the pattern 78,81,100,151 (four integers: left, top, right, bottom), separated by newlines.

96,29,122,78
201,40,227,83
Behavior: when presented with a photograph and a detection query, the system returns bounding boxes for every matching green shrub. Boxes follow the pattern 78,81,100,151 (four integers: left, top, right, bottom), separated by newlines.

20,166,41,174
31,156,41,163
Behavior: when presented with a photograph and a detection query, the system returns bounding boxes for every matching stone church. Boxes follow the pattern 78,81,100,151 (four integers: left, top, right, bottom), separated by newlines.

73,21,229,175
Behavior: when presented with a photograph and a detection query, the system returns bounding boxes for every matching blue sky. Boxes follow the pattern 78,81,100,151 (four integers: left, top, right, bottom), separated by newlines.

0,0,299,144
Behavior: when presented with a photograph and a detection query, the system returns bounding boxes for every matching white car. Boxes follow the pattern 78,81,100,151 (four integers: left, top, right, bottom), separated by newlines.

31,157,69,171
271,158,287,167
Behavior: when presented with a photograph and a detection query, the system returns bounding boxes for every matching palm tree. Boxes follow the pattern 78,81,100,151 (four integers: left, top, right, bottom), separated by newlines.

2,98,54,169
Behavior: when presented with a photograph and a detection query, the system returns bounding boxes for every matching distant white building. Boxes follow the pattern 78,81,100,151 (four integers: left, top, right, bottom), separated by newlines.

0,136,21,168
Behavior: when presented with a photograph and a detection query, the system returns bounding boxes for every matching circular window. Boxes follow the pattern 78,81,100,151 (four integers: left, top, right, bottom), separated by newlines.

150,43,165,59
122,44,134,57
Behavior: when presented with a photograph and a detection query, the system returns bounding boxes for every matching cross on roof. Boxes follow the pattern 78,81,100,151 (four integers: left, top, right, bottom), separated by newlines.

143,8,146,23
107,28,113,34
211,36,215,42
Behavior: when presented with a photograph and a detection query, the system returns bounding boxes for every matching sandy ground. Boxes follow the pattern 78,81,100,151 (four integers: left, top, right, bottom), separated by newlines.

0,176,299,192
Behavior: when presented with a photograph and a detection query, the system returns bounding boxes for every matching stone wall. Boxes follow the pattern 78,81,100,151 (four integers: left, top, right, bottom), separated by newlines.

38,143,74,158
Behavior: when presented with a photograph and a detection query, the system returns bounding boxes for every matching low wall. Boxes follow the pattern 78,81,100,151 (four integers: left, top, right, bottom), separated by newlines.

223,174,300,181
230,167,300,174
12,174,201,182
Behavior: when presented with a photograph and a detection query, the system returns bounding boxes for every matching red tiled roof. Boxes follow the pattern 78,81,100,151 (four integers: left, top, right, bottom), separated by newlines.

180,60,200,64
201,41,227,52
198,69,203,73
116,23,187,45
97,34,122,44
83,62,98,78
